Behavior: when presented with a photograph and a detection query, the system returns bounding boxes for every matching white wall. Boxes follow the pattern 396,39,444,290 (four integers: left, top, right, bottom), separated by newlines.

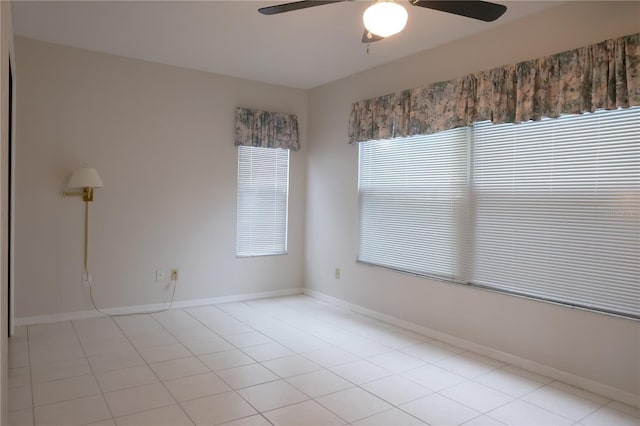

306,1,640,399
14,37,307,318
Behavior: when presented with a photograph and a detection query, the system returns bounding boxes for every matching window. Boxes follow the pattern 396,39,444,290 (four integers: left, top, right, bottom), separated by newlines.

358,107,640,318
237,146,289,257
359,128,468,281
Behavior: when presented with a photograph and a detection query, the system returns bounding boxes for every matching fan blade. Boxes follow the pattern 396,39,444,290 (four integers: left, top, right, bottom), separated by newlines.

410,0,507,22
259,0,346,15
362,29,385,43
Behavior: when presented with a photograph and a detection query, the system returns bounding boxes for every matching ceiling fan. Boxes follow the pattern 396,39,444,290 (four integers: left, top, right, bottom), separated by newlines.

258,0,508,43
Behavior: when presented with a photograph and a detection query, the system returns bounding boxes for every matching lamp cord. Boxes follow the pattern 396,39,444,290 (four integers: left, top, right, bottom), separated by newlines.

83,199,178,317
87,271,178,317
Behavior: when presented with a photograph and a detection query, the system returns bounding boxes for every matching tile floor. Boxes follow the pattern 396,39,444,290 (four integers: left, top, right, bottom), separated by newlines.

7,295,640,426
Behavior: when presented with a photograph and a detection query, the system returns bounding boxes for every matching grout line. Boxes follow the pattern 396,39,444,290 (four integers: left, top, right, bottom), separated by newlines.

69,320,117,424
25,326,36,426
167,305,281,425
16,295,633,426
107,315,197,425
148,307,292,425
181,302,372,424
514,389,606,424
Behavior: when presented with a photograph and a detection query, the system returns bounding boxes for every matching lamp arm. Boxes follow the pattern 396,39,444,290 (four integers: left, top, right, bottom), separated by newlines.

64,187,94,202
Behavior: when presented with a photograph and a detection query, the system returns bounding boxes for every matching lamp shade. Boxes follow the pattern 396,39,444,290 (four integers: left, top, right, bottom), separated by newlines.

68,167,104,189
363,1,408,38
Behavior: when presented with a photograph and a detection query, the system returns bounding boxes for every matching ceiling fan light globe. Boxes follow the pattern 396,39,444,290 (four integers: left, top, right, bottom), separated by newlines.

363,1,408,38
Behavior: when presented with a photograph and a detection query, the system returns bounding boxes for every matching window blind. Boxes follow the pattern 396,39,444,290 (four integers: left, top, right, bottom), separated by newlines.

237,146,289,257
358,128,468,280
472,108,640,317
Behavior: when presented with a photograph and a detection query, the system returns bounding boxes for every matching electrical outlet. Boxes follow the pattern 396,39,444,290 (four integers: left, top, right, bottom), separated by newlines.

335,267,341,280
156,269,166,282
171,269,179,281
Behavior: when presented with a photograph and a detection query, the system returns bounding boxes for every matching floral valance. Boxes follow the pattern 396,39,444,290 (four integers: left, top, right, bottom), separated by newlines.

235,108,300,151
349,32,640,143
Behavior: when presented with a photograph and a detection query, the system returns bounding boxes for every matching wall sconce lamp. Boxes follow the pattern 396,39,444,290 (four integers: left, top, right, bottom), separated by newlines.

64,166,104,272
64,167,104,202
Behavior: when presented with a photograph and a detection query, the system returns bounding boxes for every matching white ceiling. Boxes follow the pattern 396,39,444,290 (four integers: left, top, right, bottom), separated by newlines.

12,1,561,89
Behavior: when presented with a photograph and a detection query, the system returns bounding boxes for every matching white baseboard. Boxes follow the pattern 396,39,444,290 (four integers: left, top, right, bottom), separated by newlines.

303,288,640,408
15,287,303,326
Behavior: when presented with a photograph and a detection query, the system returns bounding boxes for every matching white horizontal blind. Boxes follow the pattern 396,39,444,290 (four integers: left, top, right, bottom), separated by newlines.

358,128,468,280
472,108,640,317
237,146,289,257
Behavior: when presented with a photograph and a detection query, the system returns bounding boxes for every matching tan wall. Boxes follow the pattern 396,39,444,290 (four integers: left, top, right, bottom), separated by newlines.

306,1,640,398
14,37,307,317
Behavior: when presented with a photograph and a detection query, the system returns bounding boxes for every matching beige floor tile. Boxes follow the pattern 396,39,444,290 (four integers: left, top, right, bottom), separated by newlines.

461,414,506,425
88,350,145,374
400,393,481,426
115,404,194,426
264,400,345,426
181,336,234,356
180,391,257,425
220,414,272,426
353,408,426,425
10,295,626,426
114,316,165,336
581,404,640,426
104,383,174,417
9,385,32,412
9,350,30,368
29,344,86,366
217,363,279,389
401,363,466,391
129,331,179,350
303,346,360,368
487,399,573,425
237,380,307,412
33,374,101,406
362,375,431,406
96,365,158,393
73,317,125,343
316,387,392,423
433,353,504,378
241,343,294,362
199,350,255,371
261,354,321,378
224,332,272,348
522,382,608,421
31,358,92,384
149,357,209,381
402,342,461,363
330,360,392,385
367,351,425,373
9,367,31,389
475,365,550,397
286,369,352,398
172,327,220,343
8,408,33,426
86,419,117,426
34,394,111,426
164,372,231,402
441,381,514,413
81,337,134,357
